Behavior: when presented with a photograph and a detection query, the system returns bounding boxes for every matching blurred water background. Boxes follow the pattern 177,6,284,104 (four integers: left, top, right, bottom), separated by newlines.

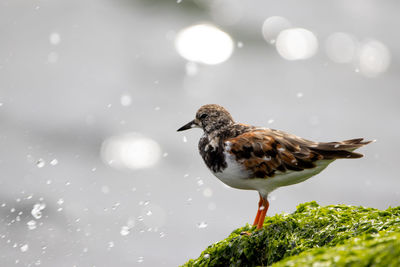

0,0,399,266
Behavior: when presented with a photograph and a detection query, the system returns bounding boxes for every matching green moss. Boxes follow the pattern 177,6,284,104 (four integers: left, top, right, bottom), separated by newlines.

182,202,400,267
273,231,400,267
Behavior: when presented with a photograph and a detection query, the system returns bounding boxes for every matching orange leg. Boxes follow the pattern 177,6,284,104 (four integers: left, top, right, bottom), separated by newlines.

256,197,269,230
252,194,263,226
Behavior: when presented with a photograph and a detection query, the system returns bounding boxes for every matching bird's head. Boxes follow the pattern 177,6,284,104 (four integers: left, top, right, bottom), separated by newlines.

177,104,234,134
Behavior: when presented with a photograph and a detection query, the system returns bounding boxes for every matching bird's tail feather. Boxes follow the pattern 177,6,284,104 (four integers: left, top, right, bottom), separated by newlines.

309,138,375,159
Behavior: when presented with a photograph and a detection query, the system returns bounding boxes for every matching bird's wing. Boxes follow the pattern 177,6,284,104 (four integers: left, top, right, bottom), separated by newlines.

225,128,370,178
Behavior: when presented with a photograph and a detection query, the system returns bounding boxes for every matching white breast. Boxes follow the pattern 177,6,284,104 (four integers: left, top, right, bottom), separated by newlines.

212,150,334,198
253,159,334,198
213,152,254,190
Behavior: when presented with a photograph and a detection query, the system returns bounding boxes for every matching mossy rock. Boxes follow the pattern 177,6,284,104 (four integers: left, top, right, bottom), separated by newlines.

182,202,400,267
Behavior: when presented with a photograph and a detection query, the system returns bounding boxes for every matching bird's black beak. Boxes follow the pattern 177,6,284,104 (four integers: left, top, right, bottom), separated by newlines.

177,120,197,132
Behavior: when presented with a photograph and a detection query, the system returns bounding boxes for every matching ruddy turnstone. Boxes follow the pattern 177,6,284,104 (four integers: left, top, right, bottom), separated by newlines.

177,104,373,230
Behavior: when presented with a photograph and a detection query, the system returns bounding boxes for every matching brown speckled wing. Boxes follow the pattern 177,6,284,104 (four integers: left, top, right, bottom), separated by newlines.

226,128,371,179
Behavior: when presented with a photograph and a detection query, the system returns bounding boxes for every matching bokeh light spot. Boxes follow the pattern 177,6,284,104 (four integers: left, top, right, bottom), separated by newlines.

175,24,234,65
120,94,132,107
276,28,318,60
49,32,61,45
262,16,291,44
101,133,161,170
358,39,391,77
325,32,358,63
140,203,166,228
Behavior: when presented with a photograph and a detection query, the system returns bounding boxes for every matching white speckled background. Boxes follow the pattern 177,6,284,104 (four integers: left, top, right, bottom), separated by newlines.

0,0,398,266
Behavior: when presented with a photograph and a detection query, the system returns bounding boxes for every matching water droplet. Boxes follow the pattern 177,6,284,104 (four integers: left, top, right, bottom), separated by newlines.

120,226,130,236
31,203,46,219
182,136,188,143
49,32,61,45
154,106,161,111
197,179,204,186
112,203,120,210
107,241,114,250
50,159,58,166
36,159,45,168
159,232,166,238
10,208,15,213
237,42,243,48
46,180,52,185
20,244,29,252
146,210,152,216
120,94,132,107
163,152,169,157
296,92,304,98
137,256,144,263
57,199,64,205
202,188,213,198
197,221,208,229
26,220,36,230
204,254,210,259
267,119,274,124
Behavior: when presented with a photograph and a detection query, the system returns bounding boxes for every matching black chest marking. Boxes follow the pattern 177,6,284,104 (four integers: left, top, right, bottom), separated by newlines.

198,124,253,173
198,136,227,173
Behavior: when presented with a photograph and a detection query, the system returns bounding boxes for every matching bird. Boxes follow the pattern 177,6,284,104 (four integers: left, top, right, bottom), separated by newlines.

177,104,374,230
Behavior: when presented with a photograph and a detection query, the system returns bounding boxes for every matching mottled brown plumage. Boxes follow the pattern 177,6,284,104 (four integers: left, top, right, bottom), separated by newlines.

226,129,370,179
178,104,374,230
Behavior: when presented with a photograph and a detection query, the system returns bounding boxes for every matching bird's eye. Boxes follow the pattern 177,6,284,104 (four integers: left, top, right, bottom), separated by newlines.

200,113,208,119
